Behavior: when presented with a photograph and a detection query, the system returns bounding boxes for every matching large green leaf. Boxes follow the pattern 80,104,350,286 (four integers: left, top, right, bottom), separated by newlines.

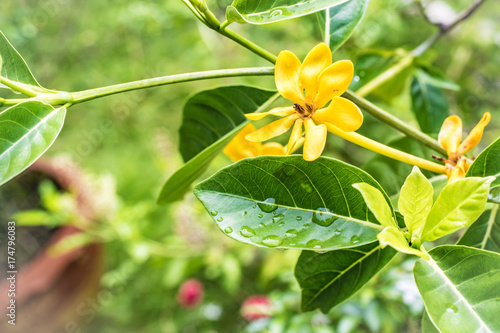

0,30,42,88
157,87,278,204
179,86,275,162
489,186,500,204
410,70,449,134
295,242,396,313
421,311,440,333
421,177,494,242
0,101,66,186
317,0,370,53
414,245,500,333
226,0,349,25
194,156,389,250
458,205,500,253
467,137,500,188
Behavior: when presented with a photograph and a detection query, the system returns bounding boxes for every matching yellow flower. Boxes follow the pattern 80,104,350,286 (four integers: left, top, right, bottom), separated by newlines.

244,43,363,161
224,124,288,162
437,112,491,183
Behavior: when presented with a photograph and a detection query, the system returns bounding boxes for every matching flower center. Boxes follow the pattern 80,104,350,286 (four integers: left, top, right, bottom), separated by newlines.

293,103,316,119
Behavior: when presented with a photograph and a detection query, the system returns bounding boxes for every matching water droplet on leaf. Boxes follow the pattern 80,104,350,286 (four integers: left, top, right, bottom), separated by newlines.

445,303,458,313
258,214,263,218
285,229,298,237
261,235,282,247
240,226,255,238
210,210,218,216
312,208,335,227
296,216,302,221
350,235,360,244
224,227,233,234
258,198,278,213
217,217,223,222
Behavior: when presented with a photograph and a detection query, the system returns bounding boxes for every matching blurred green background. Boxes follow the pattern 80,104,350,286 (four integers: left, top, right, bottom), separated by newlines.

1,0,499,332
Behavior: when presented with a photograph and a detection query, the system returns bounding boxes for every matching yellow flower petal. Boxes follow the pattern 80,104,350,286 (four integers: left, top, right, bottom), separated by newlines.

313,97,363,132
438,115,462,157
262,142,286,156
314,60,354,108
303,118,327,161
245,106,295,120
275,50,304,103
245,114,298,142
446,158,467,184
286,119,303,155
223,124,261,162
458,112,491,155
299,43,332,103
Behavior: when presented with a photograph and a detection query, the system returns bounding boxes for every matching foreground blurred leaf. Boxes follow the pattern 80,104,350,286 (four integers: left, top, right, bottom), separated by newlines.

410,70,449,134
414,245,500,333
194,156,389,250
226,0,349,25
0,30,42,88
467,137,500,188
421,177,494,242
317,0,370,53
421,311,440,333
458,205,500,253
0,101,66,186
295,242,396,313
157,86,277,204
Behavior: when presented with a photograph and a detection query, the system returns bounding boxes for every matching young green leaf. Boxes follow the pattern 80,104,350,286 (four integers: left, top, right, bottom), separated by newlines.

421,177,495,242
295,242,396,313
0,101,66,186
157,87,277,204
352,182,396,227
377,226,429,259
398,166,433,236
458,205,500,253
226,0,349,25
467,137,500,188
0,30,42,88
317,0,370,53
194,156,389,251
410,72,449,134
414,245,500,333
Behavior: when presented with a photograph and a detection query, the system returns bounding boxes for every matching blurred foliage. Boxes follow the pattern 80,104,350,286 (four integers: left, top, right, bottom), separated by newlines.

1,0,499,332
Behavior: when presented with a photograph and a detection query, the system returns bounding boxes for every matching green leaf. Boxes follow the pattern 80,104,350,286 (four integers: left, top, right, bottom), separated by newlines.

458,205,500,253
421,311,440,333
0,30,42,87
317,0,370,53
415,67,460,92
352,182,396,227
226,0,349,25
295,242,396,313
377,226,428,259
467,137,500,188
179,86,275,162
0,101,66,186
194,156,388,250
398,166,433,236
410,72,449,134
157,87,277,204
421,177,494,242
414,245,500,333
488,186,500,204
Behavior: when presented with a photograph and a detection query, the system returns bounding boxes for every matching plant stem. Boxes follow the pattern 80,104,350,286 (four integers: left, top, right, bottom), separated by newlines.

325,123,447,174
217,28,277,64
0,97,28,106
0,77,38,97
343,90,447,156
70,67,274,104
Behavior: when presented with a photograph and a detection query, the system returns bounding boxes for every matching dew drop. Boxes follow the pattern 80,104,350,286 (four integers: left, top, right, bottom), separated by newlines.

312,208,335,227
289,242,296,246
210,210,218,216
296,216,302,221
224,226,233,234
445,303,458,313
278,222,285,227
261,235,282,247
243,211,248,216
258,223,265,228
350,235,360,244
240,226,255,238
216,217,223,222
258,214,263,218
285,229,298,237
333,229,341,236
258,198,278,213
272,213,285,223
303,223,310,229
307,239,322,249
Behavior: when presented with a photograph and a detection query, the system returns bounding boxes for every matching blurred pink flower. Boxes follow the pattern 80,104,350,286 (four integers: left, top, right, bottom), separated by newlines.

177,279,203,308
241,295,273,321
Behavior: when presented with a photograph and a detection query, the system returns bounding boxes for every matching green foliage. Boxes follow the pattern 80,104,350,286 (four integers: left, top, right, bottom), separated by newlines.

295,242,396,313
194,156,388,250
410,70,449,134
414,245,500,333
157,87,277,204
226,0,349,25
0,101,66,186
421,177,494,241
467,137,500,188
458,205,500,253
352,182,397,228
317,0,370,52
421,311,439,333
